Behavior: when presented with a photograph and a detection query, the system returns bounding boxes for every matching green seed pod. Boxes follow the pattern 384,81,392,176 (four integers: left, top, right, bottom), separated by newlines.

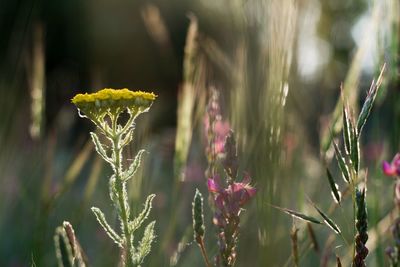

192,189,205,240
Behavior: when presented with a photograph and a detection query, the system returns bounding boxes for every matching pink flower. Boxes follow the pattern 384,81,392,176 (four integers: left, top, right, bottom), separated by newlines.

207,174,256,225
204,116,231,155
382,153,400,177
207,176,222,193
228,174,257,206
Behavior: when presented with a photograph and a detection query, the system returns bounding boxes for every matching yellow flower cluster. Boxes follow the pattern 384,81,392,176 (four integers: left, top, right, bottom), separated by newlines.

72,88,156,104
72,88,157,121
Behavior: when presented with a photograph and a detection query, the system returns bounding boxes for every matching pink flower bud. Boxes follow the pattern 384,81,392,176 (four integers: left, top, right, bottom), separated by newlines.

383,161,397,176
382,153,400,177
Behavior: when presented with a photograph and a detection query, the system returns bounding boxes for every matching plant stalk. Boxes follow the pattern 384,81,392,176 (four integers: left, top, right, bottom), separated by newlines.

112,118,134,267
197,236,212,267
350,173,357,261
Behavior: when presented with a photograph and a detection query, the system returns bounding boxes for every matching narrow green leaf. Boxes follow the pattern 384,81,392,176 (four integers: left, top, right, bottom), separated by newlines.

326,168,341,205
312,203,341,234
134,221,156,265
356,65,385,134
90,132,112,165
129,194,156,233
123,149,146,181
273,205,322,224
332,139,350,183
109,175,118,204
121,128,134,148
350,125,359,174
91,207,122,247
342,106,352,156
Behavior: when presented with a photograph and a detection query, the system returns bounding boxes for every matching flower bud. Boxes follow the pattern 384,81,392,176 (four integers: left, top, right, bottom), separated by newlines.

192,189,205,240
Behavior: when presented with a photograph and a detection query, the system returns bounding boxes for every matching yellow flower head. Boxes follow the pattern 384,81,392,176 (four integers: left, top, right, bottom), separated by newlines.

72,88,157,121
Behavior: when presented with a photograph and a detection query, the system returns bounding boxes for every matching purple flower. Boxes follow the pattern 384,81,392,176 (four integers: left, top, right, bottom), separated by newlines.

207,176,222,193
227,174,257,206
382,153,400,177
207,173,256,266
207,174,256,223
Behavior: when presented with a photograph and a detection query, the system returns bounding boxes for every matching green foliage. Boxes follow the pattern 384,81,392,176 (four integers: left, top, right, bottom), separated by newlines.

123,149,146,182
134,221,156,266
350,125,360,174
342,105,352,156
311,202,341,235
326,168,341,205
273,206,322,225
91,207,123,246
278,65,384,266
90,132,112,166
357,66,385,134
332,139,351,183
129,194,156,233
1,1,398,266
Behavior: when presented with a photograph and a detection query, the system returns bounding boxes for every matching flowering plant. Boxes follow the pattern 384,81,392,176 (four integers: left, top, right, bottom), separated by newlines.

207,132,256,266
72,88,157,267
192,90,256,267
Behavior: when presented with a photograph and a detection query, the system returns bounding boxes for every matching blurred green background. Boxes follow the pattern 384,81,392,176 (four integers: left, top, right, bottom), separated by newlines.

0,0,399,266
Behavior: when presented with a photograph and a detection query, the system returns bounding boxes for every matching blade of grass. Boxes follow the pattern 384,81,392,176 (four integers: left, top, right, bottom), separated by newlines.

272,205,322,224
341,88,352,156
311,202,341,235
326,168,341,205
332,139,350,183
350,125,359,174
356,64,385,134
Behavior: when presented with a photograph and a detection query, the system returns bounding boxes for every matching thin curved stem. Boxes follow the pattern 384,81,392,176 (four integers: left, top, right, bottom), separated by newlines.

197,236,212,267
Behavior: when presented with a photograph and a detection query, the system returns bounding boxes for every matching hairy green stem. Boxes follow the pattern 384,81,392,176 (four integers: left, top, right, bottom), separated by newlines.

111,117,134,267
116,179,134,266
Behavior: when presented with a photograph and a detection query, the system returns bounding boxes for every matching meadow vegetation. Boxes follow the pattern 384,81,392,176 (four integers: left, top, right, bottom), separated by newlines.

0,0,399,266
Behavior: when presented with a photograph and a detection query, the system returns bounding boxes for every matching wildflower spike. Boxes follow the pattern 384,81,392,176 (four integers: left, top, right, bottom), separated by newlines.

353,187,368,267
223,130,239,180
192,189,205,240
